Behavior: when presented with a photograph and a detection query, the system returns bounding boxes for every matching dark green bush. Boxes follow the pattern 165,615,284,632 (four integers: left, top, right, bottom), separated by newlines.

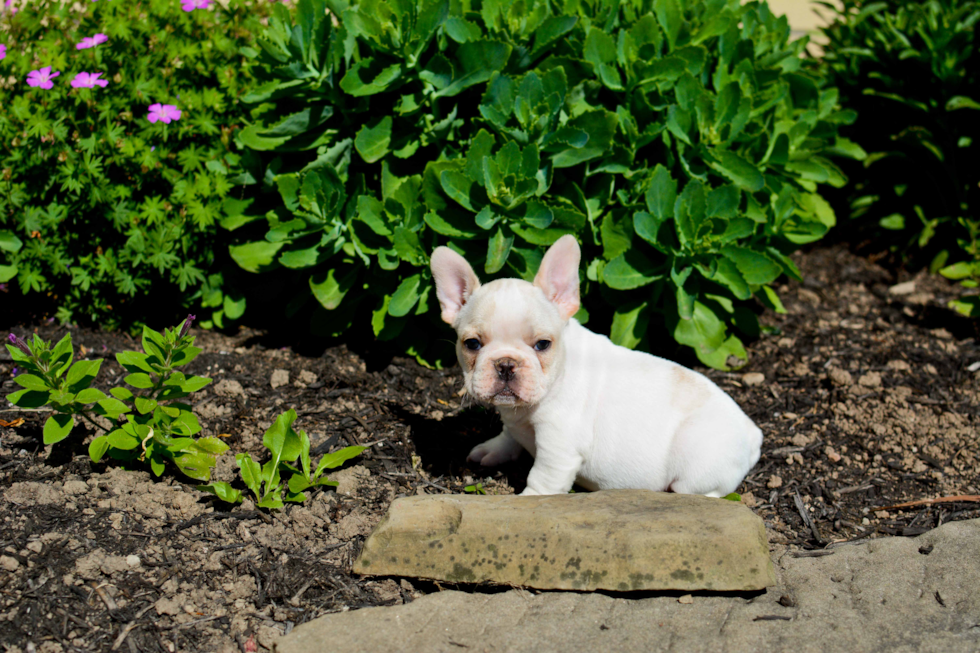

816,0,979,315
223,0,860,368
0,0,284,329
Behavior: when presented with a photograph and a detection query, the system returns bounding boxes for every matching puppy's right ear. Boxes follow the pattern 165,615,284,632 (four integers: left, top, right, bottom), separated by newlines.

430,247,481,325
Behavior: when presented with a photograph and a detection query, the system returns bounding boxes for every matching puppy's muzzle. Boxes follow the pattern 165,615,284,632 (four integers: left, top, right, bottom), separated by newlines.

494,357,518,382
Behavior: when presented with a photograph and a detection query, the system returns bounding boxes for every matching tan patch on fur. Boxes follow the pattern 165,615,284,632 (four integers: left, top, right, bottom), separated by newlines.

670,366,711,414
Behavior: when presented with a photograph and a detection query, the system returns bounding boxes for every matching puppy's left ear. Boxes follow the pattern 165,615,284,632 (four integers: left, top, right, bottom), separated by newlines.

534,235,581,320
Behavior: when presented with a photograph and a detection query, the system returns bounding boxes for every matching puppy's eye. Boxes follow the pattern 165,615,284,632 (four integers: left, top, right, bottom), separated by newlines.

463,339,482,352
534,340,551,352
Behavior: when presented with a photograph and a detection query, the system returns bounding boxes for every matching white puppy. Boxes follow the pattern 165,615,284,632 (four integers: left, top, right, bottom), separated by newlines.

430,235,762,497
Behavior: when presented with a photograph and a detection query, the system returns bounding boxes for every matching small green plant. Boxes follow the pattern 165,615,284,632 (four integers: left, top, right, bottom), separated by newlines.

464,482,486,495
198,408,366,508
938,219,980,316
5,315,226,480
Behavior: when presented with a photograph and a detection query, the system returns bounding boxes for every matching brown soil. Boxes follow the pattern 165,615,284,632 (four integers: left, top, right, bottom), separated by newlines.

0,244,978,653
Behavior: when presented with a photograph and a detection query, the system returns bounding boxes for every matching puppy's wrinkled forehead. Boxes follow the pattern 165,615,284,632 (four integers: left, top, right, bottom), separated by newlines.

457,279,561,337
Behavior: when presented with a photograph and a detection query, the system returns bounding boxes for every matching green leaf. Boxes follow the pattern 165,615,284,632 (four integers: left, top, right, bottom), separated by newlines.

641,163,677,223
710,257,751,300
108,428,141,450
610,301,650,350
116,351,154,373
313,445,367,480
194,437,231,455
109,388,133,401
135,397,158,415
694,334,747,371
340,59,404,96
603,252,661,289
197,482,243,504
264,409,304,464
939,262,977,280
946,96,980,111
183,376,213,394
125,373,154,389
653,0,682,49
66,359,101,392
257,494,285,510
88,435,110,463
0,265,17,283
485,226,513,274
707,151,764,191
14,374,50,392
389,274,422,317
0,230,23,253
310,268,358,310
759,285,787,314
288,474,314,494
674,301,727,354
355,116,393,163
43,413,74,445
174,452,218,482
5,389,51,408
721,247,783,286
236,453,264,496
96,397,131,418
75,388,107,404
229,241,284,273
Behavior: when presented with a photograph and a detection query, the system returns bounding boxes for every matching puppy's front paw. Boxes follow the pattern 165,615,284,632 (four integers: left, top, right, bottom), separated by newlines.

518,487,542,496
467,434,522,467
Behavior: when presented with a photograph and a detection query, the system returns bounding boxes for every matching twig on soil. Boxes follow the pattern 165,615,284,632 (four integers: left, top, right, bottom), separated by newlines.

288,580,313,606
158,614,226,631
790,549,835,558
91,582,119,611
875,495,980,511
110,604,155,651
793,490,825,545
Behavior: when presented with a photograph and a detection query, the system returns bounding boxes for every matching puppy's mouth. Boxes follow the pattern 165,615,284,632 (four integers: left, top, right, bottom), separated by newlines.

491,385,521,405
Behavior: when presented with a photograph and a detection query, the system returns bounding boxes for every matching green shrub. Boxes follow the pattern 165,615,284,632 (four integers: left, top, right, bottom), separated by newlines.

223,0,859,368
0,0,285,330
816,0,979,315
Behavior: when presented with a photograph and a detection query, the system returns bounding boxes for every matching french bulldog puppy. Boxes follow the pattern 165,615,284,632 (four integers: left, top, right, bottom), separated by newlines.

430,235,762,497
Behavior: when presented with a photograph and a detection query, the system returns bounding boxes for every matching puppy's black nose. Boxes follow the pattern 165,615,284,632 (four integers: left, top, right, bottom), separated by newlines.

495,358,517,382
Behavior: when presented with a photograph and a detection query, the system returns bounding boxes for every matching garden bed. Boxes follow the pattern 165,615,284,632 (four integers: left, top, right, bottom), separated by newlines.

0,243,978,653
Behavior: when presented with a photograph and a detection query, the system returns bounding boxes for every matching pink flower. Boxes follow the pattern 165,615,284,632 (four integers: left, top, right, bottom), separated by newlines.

71,72,109,88
75,33,108,50
181,0,212,11
0,44,6,61
27,66,60,89
3,0,16,15
147,103,181,124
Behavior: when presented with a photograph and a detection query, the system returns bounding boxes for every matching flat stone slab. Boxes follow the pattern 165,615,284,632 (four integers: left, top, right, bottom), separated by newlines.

354,489,774,592
278,518,980,653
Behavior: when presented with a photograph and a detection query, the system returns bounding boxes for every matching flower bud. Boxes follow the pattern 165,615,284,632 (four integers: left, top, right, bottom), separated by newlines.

7,333,31,356
178,314,196,339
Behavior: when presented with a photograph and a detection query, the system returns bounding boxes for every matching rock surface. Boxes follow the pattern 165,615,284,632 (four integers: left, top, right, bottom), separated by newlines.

279,518,980,653
354,490,774,592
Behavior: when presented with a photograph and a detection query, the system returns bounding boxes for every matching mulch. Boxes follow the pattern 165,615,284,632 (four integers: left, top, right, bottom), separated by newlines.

0,242,977,652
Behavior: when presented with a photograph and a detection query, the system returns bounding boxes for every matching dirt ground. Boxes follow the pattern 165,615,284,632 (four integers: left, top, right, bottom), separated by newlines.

0,243,978,653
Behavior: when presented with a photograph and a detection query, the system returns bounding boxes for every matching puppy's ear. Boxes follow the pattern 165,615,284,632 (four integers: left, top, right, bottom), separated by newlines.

430,246,481,325
534,235,581,320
